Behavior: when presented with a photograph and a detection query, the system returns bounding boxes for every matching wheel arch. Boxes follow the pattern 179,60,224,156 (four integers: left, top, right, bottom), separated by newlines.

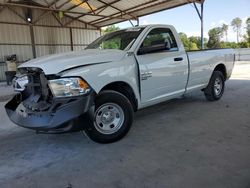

213,64,227,80
99,81,138,111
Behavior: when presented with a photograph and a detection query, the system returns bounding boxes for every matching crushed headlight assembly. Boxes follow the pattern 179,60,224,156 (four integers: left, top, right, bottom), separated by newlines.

13,75,29,91
48,77,91,98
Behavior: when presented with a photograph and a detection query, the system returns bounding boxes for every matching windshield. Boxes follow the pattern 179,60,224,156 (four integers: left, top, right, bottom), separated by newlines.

86,27,145,51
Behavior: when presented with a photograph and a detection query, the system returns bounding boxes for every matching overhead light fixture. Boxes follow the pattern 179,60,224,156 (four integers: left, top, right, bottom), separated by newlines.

26,8,32,23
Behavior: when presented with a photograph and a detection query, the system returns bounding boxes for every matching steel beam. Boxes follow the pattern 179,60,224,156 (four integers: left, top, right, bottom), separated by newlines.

90,0,180,25
193,2,204,49
0,21,98,30
29,25,36,58
69,28,73,51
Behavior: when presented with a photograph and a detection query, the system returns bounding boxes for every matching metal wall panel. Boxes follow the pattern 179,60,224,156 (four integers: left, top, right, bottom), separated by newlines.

0,24,31,44
36,46,71,57
0,8,100,81
73,46,87,51
67,19,98,30
34,26,71,44
0,23,32,62
0,62,22,81
0,7,26,23
0,63,7,81
0,45,33,62
0,45,33,81
0,25,100,62
72,28,100,45
34,10,61,26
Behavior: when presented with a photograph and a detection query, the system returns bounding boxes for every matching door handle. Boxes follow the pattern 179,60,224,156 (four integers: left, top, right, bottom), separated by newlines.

174,57,183,61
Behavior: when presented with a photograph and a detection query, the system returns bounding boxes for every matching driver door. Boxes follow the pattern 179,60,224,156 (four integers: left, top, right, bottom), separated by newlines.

135,27,188,105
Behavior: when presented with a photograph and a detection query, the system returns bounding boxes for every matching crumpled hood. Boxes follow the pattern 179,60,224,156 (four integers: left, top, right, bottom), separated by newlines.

19,49,126,75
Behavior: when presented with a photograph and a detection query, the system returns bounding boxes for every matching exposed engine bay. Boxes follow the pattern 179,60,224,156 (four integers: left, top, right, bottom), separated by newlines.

5,68,94,132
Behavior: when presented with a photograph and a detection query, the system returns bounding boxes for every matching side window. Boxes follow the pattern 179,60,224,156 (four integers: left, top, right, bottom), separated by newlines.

139,28,178,54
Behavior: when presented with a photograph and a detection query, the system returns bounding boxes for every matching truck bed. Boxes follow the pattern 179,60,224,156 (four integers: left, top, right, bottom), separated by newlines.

185,49,235,92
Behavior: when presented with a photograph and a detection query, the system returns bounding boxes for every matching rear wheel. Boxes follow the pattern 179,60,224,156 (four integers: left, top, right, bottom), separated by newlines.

85,90,134,143
204,71,225,101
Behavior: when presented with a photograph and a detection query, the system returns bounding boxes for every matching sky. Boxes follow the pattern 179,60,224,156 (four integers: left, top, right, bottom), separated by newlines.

114,0,250,42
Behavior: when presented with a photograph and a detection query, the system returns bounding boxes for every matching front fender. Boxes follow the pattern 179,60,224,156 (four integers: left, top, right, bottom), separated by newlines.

61,57,141,105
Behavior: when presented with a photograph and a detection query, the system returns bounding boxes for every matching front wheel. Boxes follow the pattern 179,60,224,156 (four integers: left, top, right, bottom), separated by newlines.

85,90,134,143
204,71,225,101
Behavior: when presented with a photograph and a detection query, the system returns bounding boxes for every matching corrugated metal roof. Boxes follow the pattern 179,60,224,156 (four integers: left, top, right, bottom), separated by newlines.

0,0,204,28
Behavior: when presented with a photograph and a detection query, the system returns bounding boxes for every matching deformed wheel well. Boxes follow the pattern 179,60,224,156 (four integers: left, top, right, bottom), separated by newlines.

214,64,227,80
100,82,138,111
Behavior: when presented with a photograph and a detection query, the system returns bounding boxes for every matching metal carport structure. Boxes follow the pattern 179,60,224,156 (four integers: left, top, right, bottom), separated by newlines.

0,0,205,46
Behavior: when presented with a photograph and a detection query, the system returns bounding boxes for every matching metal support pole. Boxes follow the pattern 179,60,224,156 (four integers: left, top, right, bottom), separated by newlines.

129,20,134,27
201,2,204,49
136,18,139,26
69,28,73,51
29,25,36,58
193,2,204,49
129,18,139,27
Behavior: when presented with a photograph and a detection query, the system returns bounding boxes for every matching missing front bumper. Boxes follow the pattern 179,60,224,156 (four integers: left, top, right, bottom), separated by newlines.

5,92,94,132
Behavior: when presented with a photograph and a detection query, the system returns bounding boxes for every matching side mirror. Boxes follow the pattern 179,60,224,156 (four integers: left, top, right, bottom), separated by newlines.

138,40,169,55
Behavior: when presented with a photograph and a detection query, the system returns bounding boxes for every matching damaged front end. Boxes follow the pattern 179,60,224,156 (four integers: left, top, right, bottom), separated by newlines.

5,68,94,133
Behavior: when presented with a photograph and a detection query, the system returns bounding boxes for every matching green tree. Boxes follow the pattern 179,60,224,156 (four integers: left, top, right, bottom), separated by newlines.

228,42,239,48
102,38,120,49
246,17,250,43
220,41,239,48
207,27,223,49
100,25,120,49
179,32,190,50
231,17,242,43
203,38,208,49
188,42,198,50
239,41,249,48
221,24,229,42
188,36,206,49
188,36,199,47
179,33,207,50
102,25,120,35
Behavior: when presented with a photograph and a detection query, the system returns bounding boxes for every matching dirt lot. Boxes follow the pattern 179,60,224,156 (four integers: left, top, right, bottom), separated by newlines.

0,62,249,188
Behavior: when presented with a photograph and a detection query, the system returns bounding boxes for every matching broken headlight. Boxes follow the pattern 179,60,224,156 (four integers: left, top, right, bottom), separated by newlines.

13,75,29,91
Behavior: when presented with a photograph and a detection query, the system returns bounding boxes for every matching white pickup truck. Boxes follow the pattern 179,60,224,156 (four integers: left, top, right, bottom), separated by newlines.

5,25,235,143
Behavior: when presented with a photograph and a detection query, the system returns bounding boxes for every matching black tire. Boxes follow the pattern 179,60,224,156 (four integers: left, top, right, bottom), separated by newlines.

204,71,225,101
85,90,134,143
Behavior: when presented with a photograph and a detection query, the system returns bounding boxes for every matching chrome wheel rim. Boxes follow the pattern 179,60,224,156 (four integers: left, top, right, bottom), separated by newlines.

214,77,223,96
94,103,124,135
